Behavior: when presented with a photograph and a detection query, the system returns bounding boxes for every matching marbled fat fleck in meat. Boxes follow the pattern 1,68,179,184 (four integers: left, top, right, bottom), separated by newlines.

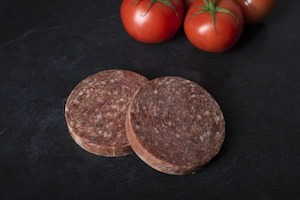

126,76,225,175
65,70,148,157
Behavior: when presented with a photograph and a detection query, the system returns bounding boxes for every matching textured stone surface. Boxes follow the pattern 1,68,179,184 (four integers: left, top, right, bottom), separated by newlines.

0,0,300,199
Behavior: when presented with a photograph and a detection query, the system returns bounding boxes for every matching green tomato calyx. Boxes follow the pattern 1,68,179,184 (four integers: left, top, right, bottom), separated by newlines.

133,0,179,17
190,0,239,32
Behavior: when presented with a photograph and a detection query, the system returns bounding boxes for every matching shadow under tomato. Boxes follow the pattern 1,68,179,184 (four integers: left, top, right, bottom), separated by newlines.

233,23,266,50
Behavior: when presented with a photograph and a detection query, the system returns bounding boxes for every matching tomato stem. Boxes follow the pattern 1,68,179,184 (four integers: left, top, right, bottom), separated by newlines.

133,0,179,17
215,7,238,23
142,0,156,16
190,0,239,33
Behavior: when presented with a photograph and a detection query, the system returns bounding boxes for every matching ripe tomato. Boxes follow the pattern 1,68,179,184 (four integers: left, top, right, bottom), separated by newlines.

184,0,244,53
235,0,276,25
120,0,184,43
183,0,195,10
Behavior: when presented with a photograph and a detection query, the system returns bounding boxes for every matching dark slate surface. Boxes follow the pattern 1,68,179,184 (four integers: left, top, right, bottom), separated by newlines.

0,0,299,199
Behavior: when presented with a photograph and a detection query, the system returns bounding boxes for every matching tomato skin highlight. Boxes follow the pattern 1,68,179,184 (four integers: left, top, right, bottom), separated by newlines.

120,0,184,44
184,0,244,53
235,0,276,25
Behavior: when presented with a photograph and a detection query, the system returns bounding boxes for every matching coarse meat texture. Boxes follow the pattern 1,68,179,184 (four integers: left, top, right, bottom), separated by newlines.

126,76,225,175
65,70,148,157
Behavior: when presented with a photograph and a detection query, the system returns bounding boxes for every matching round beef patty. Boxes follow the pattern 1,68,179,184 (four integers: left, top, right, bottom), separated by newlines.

65,70,148,157
126,76,225,175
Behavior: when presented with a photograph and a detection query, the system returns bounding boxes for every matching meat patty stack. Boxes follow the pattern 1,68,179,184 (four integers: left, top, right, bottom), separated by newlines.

65,69,225,175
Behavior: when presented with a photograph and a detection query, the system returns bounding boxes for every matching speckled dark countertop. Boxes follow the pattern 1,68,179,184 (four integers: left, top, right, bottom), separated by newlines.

1,0,299,199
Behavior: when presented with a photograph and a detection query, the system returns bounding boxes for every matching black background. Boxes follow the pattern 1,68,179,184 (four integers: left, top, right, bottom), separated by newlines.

1,0,299,199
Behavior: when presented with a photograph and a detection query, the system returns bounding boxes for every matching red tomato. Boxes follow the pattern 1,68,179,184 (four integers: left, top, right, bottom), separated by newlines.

183,0,195,10
120,0,184,43
184,0,244,53
235,0,276,25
